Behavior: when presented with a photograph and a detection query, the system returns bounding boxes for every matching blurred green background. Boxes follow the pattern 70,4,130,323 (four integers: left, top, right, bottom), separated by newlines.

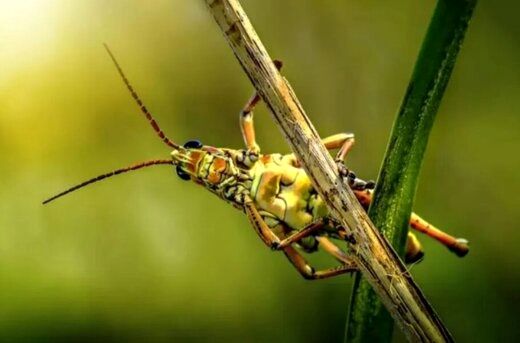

1,1,518,342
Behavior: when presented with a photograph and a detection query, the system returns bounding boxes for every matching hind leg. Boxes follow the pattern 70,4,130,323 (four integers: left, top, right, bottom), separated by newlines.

354,189,469,257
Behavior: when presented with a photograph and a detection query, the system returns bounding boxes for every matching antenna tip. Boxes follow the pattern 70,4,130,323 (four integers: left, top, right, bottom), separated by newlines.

42,196,54,205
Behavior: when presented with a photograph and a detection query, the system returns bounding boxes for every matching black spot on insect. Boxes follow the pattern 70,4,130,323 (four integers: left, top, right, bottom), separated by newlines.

184,140,203,149
176,165,191,181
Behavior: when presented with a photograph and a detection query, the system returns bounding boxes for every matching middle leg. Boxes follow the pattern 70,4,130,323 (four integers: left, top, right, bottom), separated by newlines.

321,133,356,163
322,133,375,190
283,132,375,190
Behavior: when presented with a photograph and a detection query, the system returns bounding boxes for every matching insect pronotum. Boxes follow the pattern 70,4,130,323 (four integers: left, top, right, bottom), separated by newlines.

43,46,469,280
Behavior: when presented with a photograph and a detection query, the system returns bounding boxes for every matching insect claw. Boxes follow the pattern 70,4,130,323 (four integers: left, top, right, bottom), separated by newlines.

270,242,280,251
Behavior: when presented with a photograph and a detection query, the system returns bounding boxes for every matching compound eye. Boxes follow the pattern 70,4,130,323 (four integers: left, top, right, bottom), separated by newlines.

183,139,203,149
176,165,191,181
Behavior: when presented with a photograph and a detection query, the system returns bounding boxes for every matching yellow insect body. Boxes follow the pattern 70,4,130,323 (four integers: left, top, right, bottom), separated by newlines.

249,153,334,252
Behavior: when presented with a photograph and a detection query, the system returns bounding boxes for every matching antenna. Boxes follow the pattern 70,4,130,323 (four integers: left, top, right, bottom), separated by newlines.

103,43,179,149
43,159,173,205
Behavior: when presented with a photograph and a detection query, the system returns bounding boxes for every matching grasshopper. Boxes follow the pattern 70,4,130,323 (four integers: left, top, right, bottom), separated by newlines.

44,46,469,280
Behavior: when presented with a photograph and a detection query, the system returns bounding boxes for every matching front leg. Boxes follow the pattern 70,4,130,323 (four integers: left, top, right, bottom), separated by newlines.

239,92,262,153
239,60,283,153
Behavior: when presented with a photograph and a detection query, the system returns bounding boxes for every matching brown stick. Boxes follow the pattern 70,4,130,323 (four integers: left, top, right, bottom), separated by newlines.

203,0,453,341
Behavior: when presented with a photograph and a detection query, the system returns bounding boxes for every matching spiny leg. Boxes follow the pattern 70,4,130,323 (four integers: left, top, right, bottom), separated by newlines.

239,60,283,153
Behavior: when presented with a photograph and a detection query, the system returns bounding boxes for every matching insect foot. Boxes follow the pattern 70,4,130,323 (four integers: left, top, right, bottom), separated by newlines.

449,238,470,257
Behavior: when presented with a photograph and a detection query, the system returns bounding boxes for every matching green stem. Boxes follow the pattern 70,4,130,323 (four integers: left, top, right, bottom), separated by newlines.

345,1,477,342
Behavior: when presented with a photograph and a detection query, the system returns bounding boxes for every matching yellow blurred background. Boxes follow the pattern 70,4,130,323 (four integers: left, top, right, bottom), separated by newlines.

1,1,518,342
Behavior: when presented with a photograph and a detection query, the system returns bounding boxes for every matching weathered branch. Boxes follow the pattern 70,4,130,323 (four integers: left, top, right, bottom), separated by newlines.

346,1,478,342
204,0,453,341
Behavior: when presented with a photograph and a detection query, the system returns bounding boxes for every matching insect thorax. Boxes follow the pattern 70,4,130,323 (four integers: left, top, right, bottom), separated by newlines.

248,154,330,232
